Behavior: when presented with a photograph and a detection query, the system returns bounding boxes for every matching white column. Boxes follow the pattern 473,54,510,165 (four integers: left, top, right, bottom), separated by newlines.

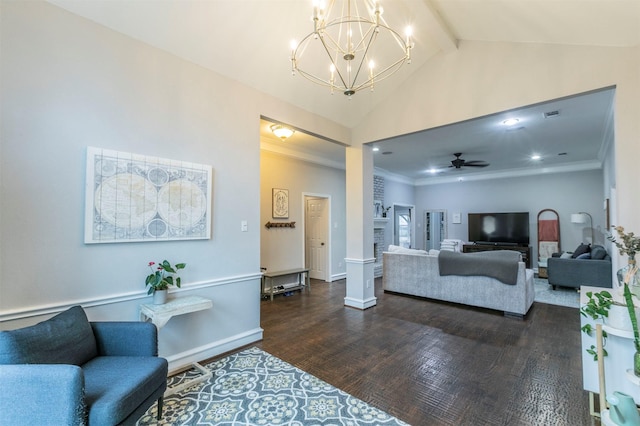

344,144,376,309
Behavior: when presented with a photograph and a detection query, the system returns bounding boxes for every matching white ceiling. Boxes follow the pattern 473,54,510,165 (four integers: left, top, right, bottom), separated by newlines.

47,0,637,181
369,87,615,184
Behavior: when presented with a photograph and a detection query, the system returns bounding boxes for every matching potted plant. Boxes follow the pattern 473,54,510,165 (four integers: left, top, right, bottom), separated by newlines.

608,225,640,290
146,260,186,304
622,266,640,375
580,289,614,360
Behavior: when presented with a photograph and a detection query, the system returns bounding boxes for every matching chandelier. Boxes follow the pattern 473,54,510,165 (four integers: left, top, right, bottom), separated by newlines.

290,0,413,97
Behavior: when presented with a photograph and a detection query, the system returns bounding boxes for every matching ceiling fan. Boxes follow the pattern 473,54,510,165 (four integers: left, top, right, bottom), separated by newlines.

449,152,490,169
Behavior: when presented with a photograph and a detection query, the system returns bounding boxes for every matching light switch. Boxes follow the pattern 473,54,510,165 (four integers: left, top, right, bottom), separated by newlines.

241,220,248,232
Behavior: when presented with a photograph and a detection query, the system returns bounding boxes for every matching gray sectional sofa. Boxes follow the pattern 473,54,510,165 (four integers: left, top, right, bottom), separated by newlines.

382,248,535,317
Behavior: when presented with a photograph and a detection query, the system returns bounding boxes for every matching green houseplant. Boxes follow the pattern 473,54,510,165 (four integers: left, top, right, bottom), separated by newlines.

580,289,614,360
622,266,640,375
145,260,186,295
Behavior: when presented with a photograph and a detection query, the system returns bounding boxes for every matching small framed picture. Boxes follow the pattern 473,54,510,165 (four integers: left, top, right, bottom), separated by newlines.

452,212,461,224
272,188,289,219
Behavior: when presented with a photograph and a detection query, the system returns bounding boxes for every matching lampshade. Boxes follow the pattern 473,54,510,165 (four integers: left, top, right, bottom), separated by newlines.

571,213,586,224
270,124,295,141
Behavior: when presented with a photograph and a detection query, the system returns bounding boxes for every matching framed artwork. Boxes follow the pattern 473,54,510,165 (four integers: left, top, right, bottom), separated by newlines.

452,212,461,224
84,147,213,243
272,188,289,218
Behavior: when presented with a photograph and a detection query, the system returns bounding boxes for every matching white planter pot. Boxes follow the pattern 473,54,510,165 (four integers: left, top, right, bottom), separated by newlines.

607,304,634,331
153,289,168,305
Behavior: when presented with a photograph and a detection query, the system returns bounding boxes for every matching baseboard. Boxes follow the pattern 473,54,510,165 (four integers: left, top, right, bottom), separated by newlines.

344,296,377,310
330,272,346,282
165,327,264,374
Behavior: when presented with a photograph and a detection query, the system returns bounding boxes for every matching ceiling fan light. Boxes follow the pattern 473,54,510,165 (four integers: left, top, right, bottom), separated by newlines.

270,124,295,140
502,118,520,126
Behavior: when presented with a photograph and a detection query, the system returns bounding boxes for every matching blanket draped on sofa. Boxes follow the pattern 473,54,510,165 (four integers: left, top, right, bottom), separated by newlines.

438,249,521,285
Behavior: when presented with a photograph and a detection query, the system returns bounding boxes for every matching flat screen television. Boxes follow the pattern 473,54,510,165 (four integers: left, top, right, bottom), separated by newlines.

468,212,530,246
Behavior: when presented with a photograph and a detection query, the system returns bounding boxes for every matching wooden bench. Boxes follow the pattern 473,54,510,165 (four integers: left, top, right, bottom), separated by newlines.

261,268,310,301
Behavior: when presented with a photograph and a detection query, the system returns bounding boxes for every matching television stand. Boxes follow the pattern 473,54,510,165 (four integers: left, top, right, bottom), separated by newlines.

462,244,531,269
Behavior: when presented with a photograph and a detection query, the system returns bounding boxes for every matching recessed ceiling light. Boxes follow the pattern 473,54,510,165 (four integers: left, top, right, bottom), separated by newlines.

502,118,520,126
372,147,380,152
428,168,437,174
531,154,541,160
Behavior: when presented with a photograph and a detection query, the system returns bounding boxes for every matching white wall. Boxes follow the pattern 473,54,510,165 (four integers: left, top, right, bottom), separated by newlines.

260,151,346,281
0,1,348,371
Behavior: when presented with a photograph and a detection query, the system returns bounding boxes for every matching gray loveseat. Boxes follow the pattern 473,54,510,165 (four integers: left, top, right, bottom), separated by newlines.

383,249,535,317
547,244,613,290
0,305,168,425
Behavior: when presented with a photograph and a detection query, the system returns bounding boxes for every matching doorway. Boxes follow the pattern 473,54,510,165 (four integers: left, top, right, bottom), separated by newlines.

304,195,330,281
393,204,415,248
425,210,447,250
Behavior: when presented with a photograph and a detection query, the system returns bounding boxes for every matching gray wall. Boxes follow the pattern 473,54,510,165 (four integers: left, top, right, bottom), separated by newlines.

413,169,606,266
0,1,342,372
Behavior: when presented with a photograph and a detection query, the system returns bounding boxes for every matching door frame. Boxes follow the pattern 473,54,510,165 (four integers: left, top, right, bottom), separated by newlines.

392,203,416,248
302,193,332,282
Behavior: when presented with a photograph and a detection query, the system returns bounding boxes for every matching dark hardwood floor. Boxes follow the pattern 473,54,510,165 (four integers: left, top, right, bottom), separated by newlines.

248,278,598,425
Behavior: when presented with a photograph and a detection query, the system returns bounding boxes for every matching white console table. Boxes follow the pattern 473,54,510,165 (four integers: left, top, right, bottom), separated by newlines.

140,295,213,396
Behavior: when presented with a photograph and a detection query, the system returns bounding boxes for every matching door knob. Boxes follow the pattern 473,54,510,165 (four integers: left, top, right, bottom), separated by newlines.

321,242,325,246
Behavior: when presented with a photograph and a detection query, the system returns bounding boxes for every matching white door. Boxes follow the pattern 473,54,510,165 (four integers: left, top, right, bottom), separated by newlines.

305,197,328,280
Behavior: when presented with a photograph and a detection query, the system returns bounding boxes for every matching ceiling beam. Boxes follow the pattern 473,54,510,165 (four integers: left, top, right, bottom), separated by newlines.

420,0,458,53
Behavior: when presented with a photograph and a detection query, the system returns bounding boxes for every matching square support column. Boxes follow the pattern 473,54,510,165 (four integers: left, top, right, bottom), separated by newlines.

344,144,376,309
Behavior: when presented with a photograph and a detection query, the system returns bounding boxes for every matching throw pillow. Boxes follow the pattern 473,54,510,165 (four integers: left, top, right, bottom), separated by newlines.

0,305,98,365
590,245,608,260
571,243,591,259
576,253,592,259
560,252,573,259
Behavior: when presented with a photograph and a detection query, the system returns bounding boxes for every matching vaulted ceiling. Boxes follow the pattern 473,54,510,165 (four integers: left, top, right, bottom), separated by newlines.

48,1,638,181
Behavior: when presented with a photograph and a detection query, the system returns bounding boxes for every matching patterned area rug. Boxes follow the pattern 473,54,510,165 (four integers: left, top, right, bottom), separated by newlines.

137,347,407,426
534,277,580,308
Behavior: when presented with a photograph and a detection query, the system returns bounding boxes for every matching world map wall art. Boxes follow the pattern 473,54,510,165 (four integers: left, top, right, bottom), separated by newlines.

84,147,212,244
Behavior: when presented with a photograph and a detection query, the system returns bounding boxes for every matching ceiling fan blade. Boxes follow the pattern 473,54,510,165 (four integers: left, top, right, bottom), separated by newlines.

464,163,490,167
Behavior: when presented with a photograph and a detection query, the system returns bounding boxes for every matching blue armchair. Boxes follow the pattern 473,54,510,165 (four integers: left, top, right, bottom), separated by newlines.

0,305,168,425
